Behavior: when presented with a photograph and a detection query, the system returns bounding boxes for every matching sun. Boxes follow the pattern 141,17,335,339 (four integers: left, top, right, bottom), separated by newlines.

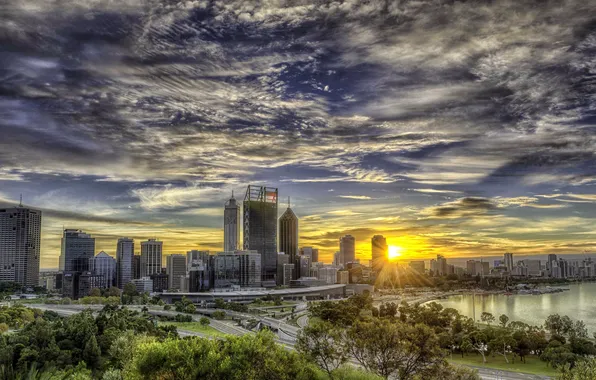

388,245,402,261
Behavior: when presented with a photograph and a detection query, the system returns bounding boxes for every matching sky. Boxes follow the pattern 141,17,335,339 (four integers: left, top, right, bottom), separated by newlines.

1,0,596,269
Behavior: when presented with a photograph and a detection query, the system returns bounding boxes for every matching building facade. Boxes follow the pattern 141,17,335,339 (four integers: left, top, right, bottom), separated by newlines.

504,252,514,272
213,250,261,289
339,235,355,267
371,235,387,273
318,266,338,285
90,251,116,288
132,255,142,280
243,185,278,284
59,229,95,273
0,206,42,286
408,260,425,273
140,239,163,277
279,203,299,279
224,194,240,252
166,254,187,290
116,238,134,289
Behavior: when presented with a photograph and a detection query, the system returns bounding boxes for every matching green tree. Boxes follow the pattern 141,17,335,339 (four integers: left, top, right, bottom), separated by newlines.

105,287,121,298
214,298,226,309
545,314,573,337
89,288,102,298
199,317,210,326
82,335,101,370
480,312,495,325
212,311,225,320
184,304,196,314
296,320,347,379
345,319,445,380
558,357,596,380
499,314,509,327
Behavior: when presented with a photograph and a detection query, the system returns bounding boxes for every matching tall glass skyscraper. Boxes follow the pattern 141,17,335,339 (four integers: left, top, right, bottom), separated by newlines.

371,235,387,273
339,235,355,267
279,200,298,279
243,185,278,284
224,193,240,252
116,238,134,289
59,229,95,273
0,205,42,286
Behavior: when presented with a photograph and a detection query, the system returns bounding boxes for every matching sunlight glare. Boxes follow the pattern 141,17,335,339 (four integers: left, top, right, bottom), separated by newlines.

388,245,402,261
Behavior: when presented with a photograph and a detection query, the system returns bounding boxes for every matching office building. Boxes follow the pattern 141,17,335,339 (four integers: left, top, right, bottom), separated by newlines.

504,252,514,272
339,235,355,267
166,254,187,290
298,255,311,279
0,205,42,286
277,253,289,286
213,250,261,289
281,264,295,286
371,235,387,273
187,250,211,292
408,260,425,273
279,200,299,277
77,271,104,298
59,229,95,273
311,248,319,263
131,277,153,293
337,270,349,284
436,254,448,276
132,255,141,280
466,260,489,276
243,185,278,284
318,266,338,285
333,251,341,267
116,238,134,289
140,239,163,277
547,254,558,274
89,251,116,288
224,193,240,252
150,273,168,292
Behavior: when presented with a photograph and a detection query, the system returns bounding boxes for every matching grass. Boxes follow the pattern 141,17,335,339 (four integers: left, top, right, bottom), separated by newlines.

158,322,229,338
449,354,559,377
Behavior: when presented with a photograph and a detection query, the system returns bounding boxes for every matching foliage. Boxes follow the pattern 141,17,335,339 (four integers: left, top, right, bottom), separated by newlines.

296,320,347,379
199,317,210,326
558,358,596,380
212,311,225,320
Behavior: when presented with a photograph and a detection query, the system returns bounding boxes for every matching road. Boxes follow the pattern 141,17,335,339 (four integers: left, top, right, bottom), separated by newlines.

25,304,551,380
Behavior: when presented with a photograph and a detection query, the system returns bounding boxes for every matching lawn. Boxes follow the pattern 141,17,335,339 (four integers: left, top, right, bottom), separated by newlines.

158,322,229,338
449,354,559,377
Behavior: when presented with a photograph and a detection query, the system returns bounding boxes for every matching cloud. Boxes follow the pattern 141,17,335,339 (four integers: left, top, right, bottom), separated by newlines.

337,195,373,200
424,197,496,218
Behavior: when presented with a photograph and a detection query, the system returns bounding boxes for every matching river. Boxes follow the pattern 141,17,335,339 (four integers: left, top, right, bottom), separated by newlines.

433,283,596,333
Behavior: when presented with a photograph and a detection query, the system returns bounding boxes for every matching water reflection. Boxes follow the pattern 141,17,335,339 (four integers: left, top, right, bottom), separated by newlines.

434,283,596,333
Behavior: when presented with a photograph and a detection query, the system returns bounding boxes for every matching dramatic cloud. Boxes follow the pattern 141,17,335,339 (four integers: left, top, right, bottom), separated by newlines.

1,0,595,266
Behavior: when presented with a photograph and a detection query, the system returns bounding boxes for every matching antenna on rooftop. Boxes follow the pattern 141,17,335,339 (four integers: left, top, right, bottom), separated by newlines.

288,196,291,208
18,194,22,207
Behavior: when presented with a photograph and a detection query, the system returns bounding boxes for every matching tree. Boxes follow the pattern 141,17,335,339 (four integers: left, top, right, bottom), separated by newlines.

184,304,196,314
346,319,445,380
499,314,509,327
88,288,102,298
545,314,573,337
82,335,101,370
467,331,488,363
489,332,515,364
212,311,225,320
480,312,495,326
541,345,577,369
105,287,121,297
214,298,226,309
296,320,347,379
558,357,596,380
163,304,171,311
0,323,8,334
199,317,210,326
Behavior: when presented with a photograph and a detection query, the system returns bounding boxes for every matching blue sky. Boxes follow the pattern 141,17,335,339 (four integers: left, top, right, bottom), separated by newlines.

1,0,595,268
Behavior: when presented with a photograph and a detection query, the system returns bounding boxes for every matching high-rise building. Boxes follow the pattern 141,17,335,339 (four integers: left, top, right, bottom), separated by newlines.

224,193,240,252
547,254,558,273
333,251,341,267
371,235,387,273
318,266,338,284
90,251,116,288
187,250,211,292
116,238,134,289
277,253,289,286
150,273,168,292
77,271,104,298
132,255,141,279
339,235,355,267
166,254,187,290
0,205,42,286
281,263,295,286
298,255,311,279
213,250,261,288
504,252,514,272
140,239,163,277
59,229,95,273
408,260,425,273
279,200,299,278
243,185,278,284
436,254,448,276
312,248,319,263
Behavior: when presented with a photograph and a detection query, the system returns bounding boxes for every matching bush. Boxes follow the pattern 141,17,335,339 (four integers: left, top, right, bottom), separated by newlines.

212,311,226,320
199,317,210,326
163,304,171,311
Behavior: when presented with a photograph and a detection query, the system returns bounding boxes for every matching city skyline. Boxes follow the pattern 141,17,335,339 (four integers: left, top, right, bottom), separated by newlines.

2,0,596,268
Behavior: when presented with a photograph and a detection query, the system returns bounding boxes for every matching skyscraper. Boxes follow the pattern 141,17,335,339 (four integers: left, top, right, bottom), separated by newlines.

371,235,387,272
0,205,42,286
90,251,116,288
279,199,299,278
116,238,134,289
59,229,95,273
243,185,278,284
140,239,163,277
132,255,141,279
224,193,240,252
166,254,187,290
213,250,261,288
504,252,514,272
339,235,355,267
